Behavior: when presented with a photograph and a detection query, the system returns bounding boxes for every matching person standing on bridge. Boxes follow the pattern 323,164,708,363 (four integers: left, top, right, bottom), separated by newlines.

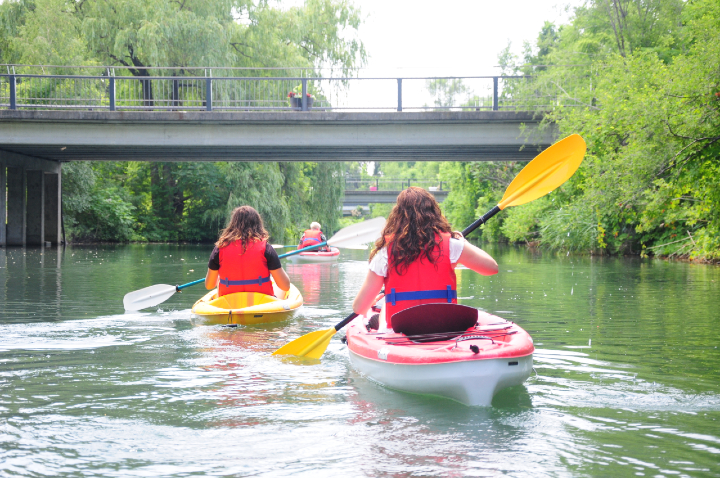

352,187,498,331
205,206,290,297
297,222,329,252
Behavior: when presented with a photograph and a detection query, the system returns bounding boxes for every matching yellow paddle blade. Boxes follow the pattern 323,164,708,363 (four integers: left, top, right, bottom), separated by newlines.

272,328,337,359
499,134,586,209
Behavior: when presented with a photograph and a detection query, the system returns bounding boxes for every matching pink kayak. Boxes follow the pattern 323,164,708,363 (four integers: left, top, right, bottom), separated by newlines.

346,303,534,406
289,246,340,262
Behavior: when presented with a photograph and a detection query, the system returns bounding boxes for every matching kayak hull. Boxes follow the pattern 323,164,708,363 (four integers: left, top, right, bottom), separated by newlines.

190,283,303,325
348,351,533,406
288,247,340,262
346,311,534,406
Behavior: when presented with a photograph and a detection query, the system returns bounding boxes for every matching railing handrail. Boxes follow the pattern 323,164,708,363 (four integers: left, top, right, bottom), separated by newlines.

0,73,530,81
0,70,586,113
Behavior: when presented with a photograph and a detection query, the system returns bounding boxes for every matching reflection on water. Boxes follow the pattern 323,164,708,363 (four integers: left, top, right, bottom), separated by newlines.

0,244,718,477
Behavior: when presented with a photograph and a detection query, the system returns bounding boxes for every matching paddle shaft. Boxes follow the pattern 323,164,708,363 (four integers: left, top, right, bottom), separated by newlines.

335,312,359,332
166,245,329,294
177,278,205,291
157,244,329,296
461,206,501,238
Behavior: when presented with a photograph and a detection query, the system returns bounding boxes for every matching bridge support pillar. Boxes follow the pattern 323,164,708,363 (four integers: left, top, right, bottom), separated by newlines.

1,152,61,247
26,170,44,246
44,171,61,245
6,166,26,246
0,165,5,246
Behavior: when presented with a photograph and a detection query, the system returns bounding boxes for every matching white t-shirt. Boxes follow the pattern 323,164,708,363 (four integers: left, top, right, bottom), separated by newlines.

368,237,465,277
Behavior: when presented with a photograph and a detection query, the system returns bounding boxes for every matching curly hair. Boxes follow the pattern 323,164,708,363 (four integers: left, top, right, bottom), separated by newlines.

369,187,460,275
215,206,269,251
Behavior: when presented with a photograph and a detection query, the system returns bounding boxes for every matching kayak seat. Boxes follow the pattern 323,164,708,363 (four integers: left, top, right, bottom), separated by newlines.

391,303,478,336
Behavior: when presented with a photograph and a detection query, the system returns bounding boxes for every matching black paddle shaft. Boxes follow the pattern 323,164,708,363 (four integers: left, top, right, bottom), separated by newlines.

335,313,359,331
461,205,501,238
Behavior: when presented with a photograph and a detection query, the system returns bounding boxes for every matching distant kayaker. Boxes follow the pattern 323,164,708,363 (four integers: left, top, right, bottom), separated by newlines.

205,206,290,297
297,222,329,252
352,187,498,331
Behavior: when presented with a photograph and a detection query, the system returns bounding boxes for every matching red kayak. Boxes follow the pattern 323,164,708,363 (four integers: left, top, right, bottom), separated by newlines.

346,303,534,406
289,246,340,262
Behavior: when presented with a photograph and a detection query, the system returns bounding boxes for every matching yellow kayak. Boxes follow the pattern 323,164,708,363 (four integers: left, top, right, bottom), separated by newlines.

191,283,303,325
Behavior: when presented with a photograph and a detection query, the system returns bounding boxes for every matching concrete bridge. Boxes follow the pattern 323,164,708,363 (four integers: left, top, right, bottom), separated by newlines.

0,110,553,246
0,110,552,162
0,69,561,246
0,109,554,246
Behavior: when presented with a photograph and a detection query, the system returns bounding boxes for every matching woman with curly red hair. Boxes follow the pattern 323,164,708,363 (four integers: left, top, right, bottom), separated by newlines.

205,206,290,297
352,187,498,330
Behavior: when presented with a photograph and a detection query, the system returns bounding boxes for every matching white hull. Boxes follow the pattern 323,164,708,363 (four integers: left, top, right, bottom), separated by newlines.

348,350,533,406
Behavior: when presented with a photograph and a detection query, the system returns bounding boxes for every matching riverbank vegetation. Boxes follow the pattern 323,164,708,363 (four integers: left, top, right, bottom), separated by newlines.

401,0,719,261
500,0,720,261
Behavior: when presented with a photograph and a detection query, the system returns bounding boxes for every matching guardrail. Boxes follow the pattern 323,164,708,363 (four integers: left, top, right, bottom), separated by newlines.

345,178,446,192
0,66,587,112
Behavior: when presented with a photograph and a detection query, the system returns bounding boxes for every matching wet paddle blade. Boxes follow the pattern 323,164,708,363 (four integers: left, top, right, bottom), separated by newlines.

123,284,177,311
499,134,586,209
327,217,385,249
272,328,337,359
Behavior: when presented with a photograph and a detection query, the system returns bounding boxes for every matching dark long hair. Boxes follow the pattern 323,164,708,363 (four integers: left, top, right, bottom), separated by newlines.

215,206,269,251
369,187,460,274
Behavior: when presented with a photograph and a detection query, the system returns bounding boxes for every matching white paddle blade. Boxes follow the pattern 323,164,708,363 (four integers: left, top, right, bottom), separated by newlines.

271,244,286,249
123,284,177,311
327,217,386,249
340,244,369,250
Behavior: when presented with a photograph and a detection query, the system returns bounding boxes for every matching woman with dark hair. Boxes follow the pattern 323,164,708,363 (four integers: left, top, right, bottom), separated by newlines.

352,187,498,330
205,206,290,297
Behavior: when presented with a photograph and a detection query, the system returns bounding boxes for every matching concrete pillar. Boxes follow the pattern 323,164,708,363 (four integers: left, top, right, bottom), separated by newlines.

0,164,5,247
44,171,61,244
6,167,26,246
26,170,44,246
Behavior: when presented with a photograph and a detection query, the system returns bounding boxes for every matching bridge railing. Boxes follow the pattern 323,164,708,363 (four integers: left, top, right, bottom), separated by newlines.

0,65,588,112
344,178,447,192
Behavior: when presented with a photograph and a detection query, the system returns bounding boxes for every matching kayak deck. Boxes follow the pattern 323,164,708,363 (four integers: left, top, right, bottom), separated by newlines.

191,283,303,325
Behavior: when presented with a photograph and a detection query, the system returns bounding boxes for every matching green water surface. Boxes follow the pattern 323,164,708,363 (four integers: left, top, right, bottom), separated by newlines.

0,244,718,477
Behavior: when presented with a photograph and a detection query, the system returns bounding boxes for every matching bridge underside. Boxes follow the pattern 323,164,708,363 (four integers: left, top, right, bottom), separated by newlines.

0,110,553,162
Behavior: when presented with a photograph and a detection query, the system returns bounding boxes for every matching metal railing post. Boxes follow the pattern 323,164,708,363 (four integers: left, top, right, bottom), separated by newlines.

439,181,443,190
9,75,16,110
492,77,499,111
397,78,403,111
109,76,116,111
206,77,212,111
301,78,308,111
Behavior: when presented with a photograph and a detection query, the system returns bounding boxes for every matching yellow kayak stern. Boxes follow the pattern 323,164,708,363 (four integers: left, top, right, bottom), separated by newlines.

191,283,303,326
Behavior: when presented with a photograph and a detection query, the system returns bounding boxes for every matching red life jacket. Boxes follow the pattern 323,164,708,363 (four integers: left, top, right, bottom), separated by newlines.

218,239,274,297
383,232,457,329
299,229,324,250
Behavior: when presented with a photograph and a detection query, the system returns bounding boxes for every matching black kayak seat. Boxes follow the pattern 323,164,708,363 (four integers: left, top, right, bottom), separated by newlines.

391,303,478,336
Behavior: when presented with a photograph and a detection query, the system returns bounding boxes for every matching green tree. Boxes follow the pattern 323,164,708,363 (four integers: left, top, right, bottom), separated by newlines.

492,0,720,259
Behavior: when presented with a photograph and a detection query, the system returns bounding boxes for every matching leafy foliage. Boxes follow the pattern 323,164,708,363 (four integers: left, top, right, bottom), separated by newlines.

0,0,364,244
454,0,720,261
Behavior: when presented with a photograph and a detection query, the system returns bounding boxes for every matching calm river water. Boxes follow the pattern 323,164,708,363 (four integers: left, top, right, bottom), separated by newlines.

0,244,718,477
